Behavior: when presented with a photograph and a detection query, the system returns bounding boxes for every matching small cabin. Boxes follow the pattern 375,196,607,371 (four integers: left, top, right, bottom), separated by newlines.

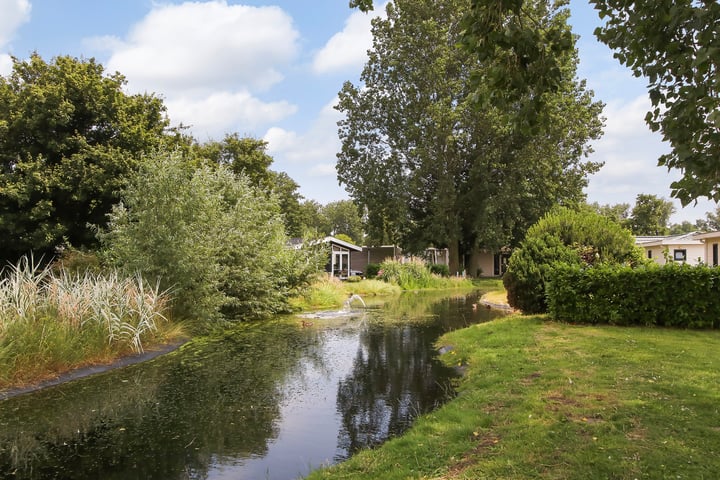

323,236,363,279
635,232,704,265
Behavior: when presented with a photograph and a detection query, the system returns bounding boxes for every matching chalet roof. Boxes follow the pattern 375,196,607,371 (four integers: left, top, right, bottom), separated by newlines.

693,230,720,241
322,236,363,251
287,236,363,251
635,232,702,247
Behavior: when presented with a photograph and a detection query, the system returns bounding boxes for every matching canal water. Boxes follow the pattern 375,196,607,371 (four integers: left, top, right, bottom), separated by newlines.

0,290,506,479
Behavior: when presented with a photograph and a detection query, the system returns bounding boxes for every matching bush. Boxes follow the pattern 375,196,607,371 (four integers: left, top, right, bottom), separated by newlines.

428,263,450,277
100,150,323,321
365,263,382,278
380,259,435,289
547,263,720,328
503,207,644,313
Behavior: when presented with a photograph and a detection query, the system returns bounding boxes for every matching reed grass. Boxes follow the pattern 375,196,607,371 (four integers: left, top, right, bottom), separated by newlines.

0,257,178,389
380,259,474,290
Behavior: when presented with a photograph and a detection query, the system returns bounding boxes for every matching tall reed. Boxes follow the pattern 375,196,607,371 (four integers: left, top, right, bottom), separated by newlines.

0,257,174,388
379,258,472,290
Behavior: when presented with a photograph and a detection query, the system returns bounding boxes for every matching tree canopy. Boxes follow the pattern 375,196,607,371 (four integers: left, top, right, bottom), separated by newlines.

100,150,322,320
590,0,720,205
446,0,720,205
337,0,602,271
0,54,170,263
194,134,307,237
628,194,676,236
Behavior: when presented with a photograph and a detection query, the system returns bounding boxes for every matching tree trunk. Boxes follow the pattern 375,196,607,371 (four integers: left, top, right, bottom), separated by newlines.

448,239,462,276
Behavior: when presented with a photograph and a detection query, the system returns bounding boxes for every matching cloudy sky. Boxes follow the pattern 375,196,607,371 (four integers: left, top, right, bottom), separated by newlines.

0,0,715,223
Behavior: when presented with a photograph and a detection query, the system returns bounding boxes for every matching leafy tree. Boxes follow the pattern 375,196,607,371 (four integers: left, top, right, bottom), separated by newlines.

669,220,701,235
100,150,322,320
320,200,365,244
587,201,631,228
337,0,602,272
196,135,306,237
503,207,643,313
0,54,169,263
297,199,325,237
196,134,273,186
446,0,720,205
704,206,720,231
590,0,720,205
628,194,675,235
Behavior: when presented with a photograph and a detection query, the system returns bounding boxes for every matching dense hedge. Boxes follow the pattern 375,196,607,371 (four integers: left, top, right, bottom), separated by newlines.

547,263,720,328
504,208,643,314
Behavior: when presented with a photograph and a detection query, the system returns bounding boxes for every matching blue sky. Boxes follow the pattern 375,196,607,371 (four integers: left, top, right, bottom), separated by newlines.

0,0,715,223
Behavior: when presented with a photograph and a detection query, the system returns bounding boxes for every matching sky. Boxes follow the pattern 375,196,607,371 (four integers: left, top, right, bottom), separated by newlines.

0,0,715,224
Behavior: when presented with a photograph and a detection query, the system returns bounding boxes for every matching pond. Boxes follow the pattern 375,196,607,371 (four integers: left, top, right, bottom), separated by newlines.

0,290,506,480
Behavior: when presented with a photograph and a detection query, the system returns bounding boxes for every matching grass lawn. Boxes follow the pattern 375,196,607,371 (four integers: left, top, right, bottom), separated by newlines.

307,315,720,479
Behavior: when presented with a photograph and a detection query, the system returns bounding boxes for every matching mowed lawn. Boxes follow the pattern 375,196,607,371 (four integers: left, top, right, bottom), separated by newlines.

307,315,720,479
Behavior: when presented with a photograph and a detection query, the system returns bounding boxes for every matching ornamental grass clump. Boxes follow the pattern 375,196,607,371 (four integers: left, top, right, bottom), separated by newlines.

0,257,172,388
379,259,471,290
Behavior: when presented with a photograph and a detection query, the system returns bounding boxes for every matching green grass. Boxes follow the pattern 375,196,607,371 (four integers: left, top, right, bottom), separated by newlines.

307,316,720,479
0,257,184,389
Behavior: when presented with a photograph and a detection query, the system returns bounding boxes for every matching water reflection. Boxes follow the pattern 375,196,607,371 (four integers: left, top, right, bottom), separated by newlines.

0,290,505,479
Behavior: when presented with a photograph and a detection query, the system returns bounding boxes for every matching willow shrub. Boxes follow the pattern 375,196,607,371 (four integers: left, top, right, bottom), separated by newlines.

100,150,323,321
547,263,720,328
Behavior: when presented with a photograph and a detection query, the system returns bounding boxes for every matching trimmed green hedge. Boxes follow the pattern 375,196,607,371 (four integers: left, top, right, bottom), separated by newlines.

547,263,720,328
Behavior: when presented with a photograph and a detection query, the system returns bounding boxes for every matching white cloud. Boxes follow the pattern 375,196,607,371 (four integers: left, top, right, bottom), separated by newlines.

586,95,670,194
585,94,717,222
0,0,30,75
312,2,387,74
263,96,348,202
166,91,297,140
264,127,299,153
0,0,30,47
0,53,12,76
97,1,299,96
84,1,302,139
264,96,342,164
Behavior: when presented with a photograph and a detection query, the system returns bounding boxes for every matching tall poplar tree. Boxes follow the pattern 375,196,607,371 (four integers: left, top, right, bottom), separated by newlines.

337,0,602,272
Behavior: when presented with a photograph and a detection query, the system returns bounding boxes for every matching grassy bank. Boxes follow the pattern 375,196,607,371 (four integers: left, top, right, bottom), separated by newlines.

0,259,184,390
291,268,481,312
288,275,403,311
307,315,720,479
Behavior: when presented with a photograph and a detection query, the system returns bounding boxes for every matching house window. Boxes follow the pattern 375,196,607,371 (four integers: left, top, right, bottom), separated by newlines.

647,250,652,259
673,249,687,262
713,243,718,267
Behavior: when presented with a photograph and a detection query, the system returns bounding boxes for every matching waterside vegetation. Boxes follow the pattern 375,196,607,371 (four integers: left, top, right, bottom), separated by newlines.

0,257,182,390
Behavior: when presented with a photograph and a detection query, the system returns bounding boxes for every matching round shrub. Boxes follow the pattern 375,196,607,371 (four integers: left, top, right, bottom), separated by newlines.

503,207,644,313
428,263,450,277
365,263,382,278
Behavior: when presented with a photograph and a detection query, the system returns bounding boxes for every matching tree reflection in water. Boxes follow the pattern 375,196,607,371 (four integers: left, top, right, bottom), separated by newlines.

334,291,501,457
0,290,505,479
